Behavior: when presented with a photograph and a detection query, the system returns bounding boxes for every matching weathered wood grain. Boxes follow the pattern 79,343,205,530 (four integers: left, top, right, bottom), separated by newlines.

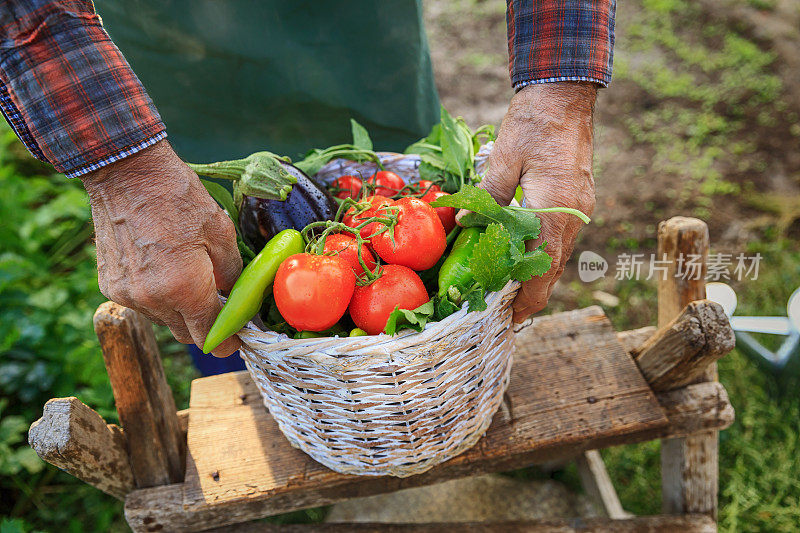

616,327,657,355
634,300,734,391
657,382,733,438
177,408,189,441
94,302,185,487
656,217,719,519
657,218,710,332
546,326,653,489
202,514,717,532
575,450,630,519
28,397,134,499
581,324,655,520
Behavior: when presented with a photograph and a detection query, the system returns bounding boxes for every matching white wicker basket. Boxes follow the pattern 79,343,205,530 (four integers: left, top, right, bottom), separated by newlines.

238,147,516,478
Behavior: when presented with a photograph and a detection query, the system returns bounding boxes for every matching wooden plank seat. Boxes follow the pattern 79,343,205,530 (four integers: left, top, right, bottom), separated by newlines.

203,514,718,532
120,306,733,531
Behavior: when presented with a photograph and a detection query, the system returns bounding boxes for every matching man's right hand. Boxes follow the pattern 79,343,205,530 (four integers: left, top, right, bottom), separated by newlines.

81,140,242,357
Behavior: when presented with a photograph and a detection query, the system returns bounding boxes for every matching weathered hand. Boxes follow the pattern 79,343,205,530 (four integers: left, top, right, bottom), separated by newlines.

82,140,242,357
480,82,597,322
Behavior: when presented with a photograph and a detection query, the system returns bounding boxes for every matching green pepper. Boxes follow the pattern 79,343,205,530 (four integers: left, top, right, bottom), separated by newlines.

437,226,482,297
349,328,368,337
203,229,304,353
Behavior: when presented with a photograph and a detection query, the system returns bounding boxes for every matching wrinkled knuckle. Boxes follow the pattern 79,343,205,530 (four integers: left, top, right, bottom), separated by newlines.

480,176,516,205
203,208,235,244
170,328,193,344
222,217,237,243
97,275,111,300
129,284,159,310
183,300,214,324
161,275,195,303
213,209,236,237
106,285,133,308
578,189,596,215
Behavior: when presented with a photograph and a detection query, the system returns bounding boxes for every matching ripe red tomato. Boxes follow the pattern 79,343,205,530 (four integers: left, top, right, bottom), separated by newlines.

349,265,430,335
421,190,456,234
323,233,377,275
342,195,393,240
402,179,441,196
274,253,356,331
369,170,405,197
331,175,363,200
371,197,446,271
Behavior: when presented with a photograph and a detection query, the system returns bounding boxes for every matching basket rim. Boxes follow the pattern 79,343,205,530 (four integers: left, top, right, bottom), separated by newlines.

236,280,520,361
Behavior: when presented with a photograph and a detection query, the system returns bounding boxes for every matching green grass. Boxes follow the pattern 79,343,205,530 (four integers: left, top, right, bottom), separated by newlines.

614,0,784,215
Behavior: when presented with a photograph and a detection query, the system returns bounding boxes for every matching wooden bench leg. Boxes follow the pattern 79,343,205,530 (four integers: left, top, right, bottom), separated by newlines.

575,450,631,519
657,217,719,519
94,302,186,488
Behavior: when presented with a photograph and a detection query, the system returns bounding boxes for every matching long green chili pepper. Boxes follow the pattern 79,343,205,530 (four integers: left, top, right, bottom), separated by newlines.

437,226,483,297
203,229,304,353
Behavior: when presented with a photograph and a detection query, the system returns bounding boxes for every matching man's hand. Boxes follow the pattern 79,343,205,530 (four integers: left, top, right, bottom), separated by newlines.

480,82,596,322
82,140,242,357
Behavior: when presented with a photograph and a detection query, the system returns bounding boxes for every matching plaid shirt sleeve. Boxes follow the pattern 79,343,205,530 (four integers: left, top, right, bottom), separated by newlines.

507,0,616,90
0,0,165,178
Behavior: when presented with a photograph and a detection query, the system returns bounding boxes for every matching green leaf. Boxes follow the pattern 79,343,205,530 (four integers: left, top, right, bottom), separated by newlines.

429,184,542,243
261,293,296,336
12,447,43,474
472,124,496,150
418,162,462,193
419,153,449,171
237,235,256,268
469,224,513,292
464,284,488,312
350,119,373,151
404,141,441,156
434,293,461,320
510,245,553,281
439,106,472,179
433,282,487,319
384,300,435,336
405,124,443,155
201,179,238,221
1,518,29,533
294,144,383,175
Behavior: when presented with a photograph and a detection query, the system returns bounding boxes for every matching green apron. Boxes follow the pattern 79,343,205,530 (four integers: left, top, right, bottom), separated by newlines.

98,1,440,163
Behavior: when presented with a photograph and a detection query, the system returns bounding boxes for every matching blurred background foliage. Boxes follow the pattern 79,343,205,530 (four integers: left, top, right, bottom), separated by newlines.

0,127,197,530
3,0,800,531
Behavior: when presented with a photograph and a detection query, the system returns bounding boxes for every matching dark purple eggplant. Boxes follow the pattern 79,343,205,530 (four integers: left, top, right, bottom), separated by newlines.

189,153,338,253
238,161,337,251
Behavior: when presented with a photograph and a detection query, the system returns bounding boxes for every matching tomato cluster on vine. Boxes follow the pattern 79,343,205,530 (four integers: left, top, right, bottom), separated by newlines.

273,170,451,335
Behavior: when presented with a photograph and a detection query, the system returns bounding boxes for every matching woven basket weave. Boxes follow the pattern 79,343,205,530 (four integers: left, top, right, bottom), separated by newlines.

238,146,517,478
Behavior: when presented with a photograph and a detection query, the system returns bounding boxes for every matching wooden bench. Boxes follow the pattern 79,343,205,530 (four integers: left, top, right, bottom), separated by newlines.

28,217,734,532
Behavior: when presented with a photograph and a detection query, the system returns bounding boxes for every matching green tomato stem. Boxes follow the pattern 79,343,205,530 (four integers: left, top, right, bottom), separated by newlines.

506,205,591,224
